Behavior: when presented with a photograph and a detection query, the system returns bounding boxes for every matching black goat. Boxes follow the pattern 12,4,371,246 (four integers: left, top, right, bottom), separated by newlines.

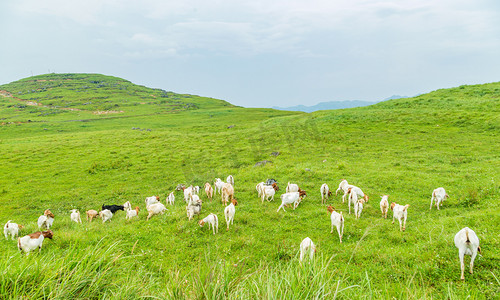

102,204,125,214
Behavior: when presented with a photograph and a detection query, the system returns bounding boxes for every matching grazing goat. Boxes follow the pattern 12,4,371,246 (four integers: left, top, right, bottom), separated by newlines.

166,192,175,205
198,213,219,234
327,206,344,243
146,203,167,220
277,192,301,212
227,175,234,186
145,196,160,207
214,178,224,195
204,182,213,201
102,204,125,214
299,237,316,262
123,201,132,211
126,206,140,220
193,186,200,195
221,183,234,205
286,182,299,193
430,187,449,210
86,210,99,222
348,190,358,215
99,209,113,223
70,209,82,223
380,195,389,219
256,182,265,197
37,209,55,230
454,227,481,280
224,199,238,230
183,186,194,203
4,221,23,240
261,183,279,203
187,197,202,220
354,199,365,219
336,179,349,201
18,230,53,255
391,202,410,231
320,183,332,204
347,186,369,202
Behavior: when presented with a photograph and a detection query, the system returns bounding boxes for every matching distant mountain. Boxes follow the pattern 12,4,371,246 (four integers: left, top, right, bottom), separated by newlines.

273,96,409,112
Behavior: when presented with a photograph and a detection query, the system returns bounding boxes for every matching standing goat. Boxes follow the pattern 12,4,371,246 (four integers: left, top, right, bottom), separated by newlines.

18,230,53,255
380,195,389,219
454,227,481,280
224,199,238,230
4,221,23,240
204,182,213,201
430,187,449,210
37,209,55,230
299,237,316,262
198,213,219,234
320,183,332,204
70,209,82,224
391,202,410,231
327,206,344,243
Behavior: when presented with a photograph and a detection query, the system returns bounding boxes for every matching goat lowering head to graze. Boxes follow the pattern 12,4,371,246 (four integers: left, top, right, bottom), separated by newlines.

221,183,234,205
17,230,53,255
320,183,331,204
166,192,175,205
4,221,24,240
101,204,125,214
198,213,219,234
204,182,214,201
186,198,202,220
214,178,224,195
277,192,302,212
261,183,279,203
146,203,167,220
37,209,55,230
354,199,365,219
70,209,82,224
126,206,140,220
390,202,410,231
99,209,113,223
286,182,299,193
454,227,481,280
224,198,238,231
299,237,316,263
430,187,449,210
86,210,99,222
380,195,389,219
327,205,344,243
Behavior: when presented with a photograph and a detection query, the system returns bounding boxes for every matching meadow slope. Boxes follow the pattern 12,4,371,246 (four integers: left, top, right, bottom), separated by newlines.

0,75,499,299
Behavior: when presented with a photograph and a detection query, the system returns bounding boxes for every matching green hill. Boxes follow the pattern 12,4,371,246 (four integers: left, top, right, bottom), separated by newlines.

0,74,498,299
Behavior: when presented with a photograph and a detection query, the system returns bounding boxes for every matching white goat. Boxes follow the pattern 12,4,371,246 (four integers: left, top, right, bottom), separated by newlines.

123,201,132,211
348,190,358,215
126,206,140,220
166,192,175,205
4,221,23,240
186,197,202,220
37,209,55,230
430,187,449,210
336,179,349,202
277,192,301,212
70,209,82,223
327,206,344,243
145,196,160,207
454,227,481,280
214,178,224,195
227,175,234,186
224,199,238,230
99,209,113,223
183,186,194,203
286,182,299,193
198,213,219,234
17,230,53,255
320,183,332,204
204,182,213,201
354,199,365,219
299,237,316,262
380,195,389,219
262,183,279,203
391,202,410,231
146,203,167,220
256,182,265,198
193,186,200,195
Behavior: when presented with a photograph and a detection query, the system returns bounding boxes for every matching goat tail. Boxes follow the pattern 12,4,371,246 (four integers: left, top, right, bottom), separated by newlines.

6,220,11,228
465,229,470,243
17,237,22,251
403,204,410,211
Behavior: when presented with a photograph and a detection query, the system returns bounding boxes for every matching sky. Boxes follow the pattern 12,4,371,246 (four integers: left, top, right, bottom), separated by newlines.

1,0,500,108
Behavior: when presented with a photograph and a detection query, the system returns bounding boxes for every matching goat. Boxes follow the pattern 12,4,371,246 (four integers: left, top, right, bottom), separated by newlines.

146,203,167,220
99,209,113,223
430,187,449,210
198,213,219,234
454,227,481,280
336,179,349,201
354,198,365,219
183,186,194,203
101,204,125,214
4,221,23,240
18,230,53,255
37,209,55,230
70,209,82,223
187,197,202,220
227,175,234,186
299,237,316,262
221,183,234,205
123,201,132,211
256,182,265,197
327,206,344,243
126,206,140,220
286,182,299,193
391,202,410,231
145,196,160,207
380,195,389,219
224,199,238,230
277,192,301,212
193,186,200,195
86,210,99,222
261,183,279,203
166,192,175,205
204,182,213,201
320,183,332,204
348,190,358,215
214,178,224,195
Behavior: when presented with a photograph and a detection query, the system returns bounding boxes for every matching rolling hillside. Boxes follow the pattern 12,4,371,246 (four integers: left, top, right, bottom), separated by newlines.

0,74,498,299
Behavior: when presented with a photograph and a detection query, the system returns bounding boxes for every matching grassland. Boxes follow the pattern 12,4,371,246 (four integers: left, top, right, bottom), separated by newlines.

0,74,499,299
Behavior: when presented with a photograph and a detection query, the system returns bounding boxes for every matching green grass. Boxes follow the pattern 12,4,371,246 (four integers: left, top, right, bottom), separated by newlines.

0,74,499,299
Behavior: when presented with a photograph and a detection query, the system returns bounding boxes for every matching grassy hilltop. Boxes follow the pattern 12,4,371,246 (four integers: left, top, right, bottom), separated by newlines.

0,74,499,299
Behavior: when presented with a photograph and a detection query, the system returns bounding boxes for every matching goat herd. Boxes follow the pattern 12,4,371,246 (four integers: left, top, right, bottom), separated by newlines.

3,176,481,280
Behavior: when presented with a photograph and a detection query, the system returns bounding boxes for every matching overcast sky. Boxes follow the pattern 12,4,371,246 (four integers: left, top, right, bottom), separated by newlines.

1,0,500,108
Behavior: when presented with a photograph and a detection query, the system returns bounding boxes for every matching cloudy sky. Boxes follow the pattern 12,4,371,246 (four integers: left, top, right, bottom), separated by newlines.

1,0,499,107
